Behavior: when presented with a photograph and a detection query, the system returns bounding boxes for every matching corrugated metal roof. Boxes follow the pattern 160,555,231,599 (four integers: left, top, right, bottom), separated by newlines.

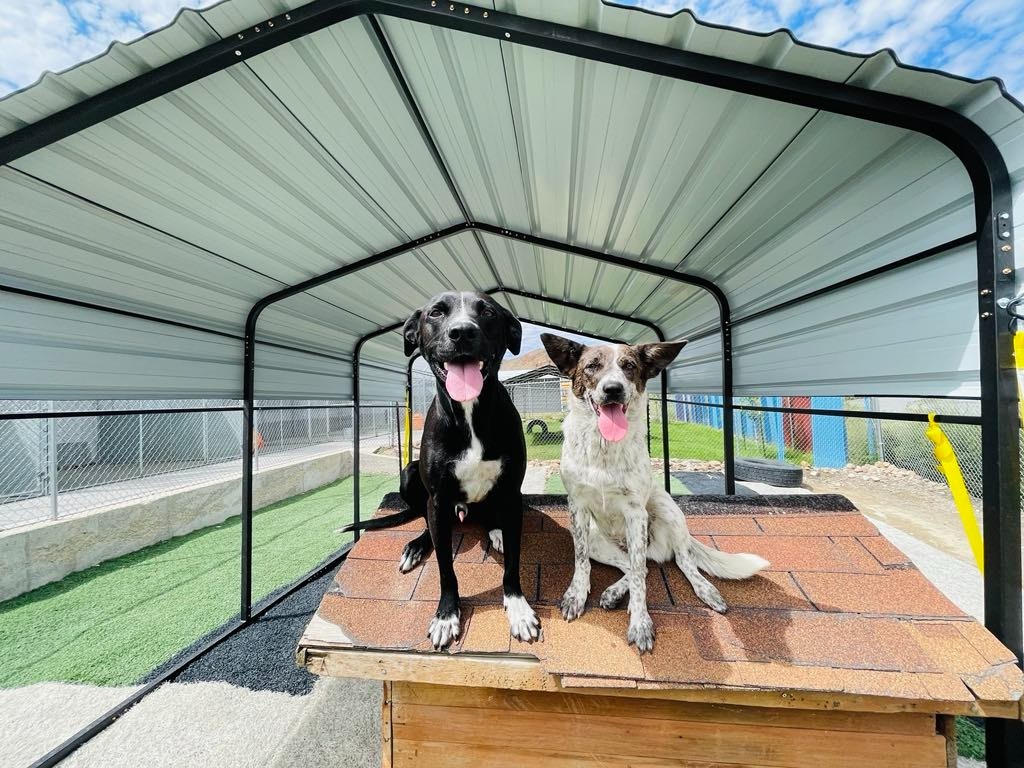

0,0,1020,399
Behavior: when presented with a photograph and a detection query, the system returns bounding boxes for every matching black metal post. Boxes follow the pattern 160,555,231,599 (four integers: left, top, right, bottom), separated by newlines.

406,354,417,462
352,355,361,542
240,329,255,622
660,371,671,493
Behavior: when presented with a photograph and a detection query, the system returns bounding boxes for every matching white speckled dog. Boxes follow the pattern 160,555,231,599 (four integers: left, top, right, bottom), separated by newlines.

541,334,769,654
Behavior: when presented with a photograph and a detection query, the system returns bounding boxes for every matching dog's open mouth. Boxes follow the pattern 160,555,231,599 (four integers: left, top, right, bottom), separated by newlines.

442,359,485,402
589,395,628,442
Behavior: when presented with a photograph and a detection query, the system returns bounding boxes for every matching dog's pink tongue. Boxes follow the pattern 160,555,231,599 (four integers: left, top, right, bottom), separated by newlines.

445,361,483,402
598,403,628,442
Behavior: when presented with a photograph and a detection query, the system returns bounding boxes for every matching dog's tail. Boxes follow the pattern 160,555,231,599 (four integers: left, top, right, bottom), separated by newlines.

341,508,420,534
340,460,427,534
688,538,769,580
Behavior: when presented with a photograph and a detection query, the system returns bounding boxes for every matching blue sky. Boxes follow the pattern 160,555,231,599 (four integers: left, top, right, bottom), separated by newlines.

1,0,1021,97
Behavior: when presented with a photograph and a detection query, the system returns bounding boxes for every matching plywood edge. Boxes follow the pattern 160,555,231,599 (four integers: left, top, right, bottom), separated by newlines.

559,675,984,717
381,681,393,768
302,647,560,691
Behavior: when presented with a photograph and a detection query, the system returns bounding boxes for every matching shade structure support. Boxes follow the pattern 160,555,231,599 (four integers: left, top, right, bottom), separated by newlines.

242,222,736,627
0,1,1015,763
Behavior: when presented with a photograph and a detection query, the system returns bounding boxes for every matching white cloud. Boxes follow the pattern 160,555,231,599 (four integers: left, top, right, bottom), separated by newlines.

1,0,1021,99
0,0,210,94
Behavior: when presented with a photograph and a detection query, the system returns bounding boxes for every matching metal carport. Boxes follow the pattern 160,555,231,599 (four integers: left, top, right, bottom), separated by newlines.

0,0,1021,763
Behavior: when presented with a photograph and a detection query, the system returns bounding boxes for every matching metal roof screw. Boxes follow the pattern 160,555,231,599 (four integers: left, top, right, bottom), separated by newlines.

981,312,993,318
1002,267,1014,275
483,10,489,16
1002,244,1013,252
465,6,470,12
1000,230,1011,238
237,33,244,39
285,14,290,20
449,4,455,9
268,21,274,27
980,288,991,296
505,32,511,38
431,1,436,5
999,212,1010,220
234,50,241,56
254,26,260,32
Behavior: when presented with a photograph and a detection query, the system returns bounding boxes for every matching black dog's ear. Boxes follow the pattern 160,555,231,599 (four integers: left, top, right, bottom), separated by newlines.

541,333,584,377
636,340,687,380
402,309,423,357
498,304,523,356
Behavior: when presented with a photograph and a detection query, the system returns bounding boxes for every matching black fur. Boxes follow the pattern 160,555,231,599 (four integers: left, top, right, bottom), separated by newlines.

353,291,536,649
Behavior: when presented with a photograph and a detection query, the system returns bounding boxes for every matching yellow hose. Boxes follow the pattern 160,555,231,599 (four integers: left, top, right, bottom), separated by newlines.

924,413,984,573
1016,330,1024,422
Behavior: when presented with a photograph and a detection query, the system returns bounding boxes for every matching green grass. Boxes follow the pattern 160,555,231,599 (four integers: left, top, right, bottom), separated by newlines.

528,418,811,465
544,471,688,495
956,716,985,759
0,474,397,689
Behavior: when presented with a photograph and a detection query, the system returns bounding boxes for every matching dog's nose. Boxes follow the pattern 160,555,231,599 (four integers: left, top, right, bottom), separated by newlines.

602,382,625,400
447,323,479,342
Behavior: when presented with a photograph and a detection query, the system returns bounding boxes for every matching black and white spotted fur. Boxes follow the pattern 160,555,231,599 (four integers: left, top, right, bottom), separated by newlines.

541,334,769,654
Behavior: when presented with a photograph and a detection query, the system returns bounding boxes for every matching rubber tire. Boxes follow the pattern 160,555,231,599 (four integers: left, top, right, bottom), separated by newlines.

734,457,804,488
525,419,549,435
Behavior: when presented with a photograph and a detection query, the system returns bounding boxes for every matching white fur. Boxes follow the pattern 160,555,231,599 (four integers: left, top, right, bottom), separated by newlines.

427,611,461,649
559,380,768,652
453,401,503,503
504,594,540,641
488,528,504,553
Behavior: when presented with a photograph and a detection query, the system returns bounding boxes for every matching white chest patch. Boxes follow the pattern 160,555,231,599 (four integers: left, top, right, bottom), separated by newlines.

453,401,503,503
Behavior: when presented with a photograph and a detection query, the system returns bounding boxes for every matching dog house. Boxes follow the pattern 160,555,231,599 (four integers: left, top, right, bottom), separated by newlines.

0,0,1021,764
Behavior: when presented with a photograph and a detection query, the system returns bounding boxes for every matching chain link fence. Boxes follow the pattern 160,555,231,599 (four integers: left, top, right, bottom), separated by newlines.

0,400,399,531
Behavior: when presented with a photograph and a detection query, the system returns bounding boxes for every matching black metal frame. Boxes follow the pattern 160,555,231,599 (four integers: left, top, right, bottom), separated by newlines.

1,0,1018,764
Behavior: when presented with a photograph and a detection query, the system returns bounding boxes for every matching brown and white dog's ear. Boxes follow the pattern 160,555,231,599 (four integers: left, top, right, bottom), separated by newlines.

541,333,585,377
498,304,523,356
402,309,423,357
636,340,687,380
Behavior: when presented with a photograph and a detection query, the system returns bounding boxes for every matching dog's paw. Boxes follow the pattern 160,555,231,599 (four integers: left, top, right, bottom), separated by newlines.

504,595,540,642
560,588,587,622
399,539,428,573
427,611,461,650
488,529,504,555
599,578,628,610
627,612,656,654
695,581,728,613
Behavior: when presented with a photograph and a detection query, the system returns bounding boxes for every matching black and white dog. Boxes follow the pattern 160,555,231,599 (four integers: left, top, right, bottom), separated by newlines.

541,334,768,653
347,292,539,649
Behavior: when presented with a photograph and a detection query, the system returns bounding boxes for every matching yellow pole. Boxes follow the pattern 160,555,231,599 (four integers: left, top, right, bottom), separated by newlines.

403,389,412,465
924,413,984,573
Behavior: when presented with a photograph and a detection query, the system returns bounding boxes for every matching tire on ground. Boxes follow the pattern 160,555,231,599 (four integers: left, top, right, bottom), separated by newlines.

733,457,804,488
525,419,549,435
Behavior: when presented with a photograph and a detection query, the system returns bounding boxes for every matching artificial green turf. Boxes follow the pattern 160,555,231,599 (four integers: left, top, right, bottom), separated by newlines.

0,474,397,689
544,471,688,495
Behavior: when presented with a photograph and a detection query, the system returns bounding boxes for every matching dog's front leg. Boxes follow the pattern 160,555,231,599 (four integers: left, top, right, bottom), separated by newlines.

560,496,591,621
624,506,655,653
425,495,460,650
499,492,540,642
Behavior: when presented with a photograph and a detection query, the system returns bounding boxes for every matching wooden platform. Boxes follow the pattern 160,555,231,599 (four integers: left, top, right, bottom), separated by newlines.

298,493,1023,767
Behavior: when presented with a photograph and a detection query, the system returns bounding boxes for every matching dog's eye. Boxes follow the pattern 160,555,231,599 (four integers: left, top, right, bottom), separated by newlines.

480,306,495,317
620,360,635,371
585,360,601,372
428,307,444,318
